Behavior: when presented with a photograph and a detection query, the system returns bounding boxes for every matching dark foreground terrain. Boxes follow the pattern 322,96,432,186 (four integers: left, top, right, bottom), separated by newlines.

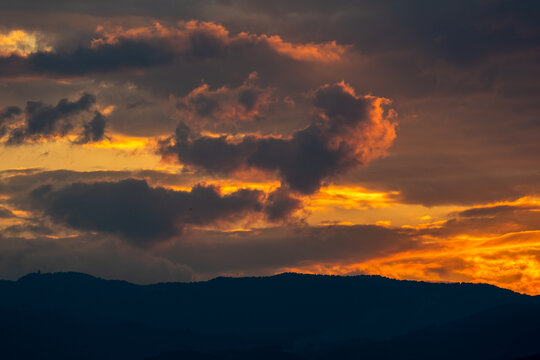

0,272,539,359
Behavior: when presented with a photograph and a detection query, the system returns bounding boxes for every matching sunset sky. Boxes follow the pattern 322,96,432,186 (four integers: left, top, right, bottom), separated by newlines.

1,0,539,294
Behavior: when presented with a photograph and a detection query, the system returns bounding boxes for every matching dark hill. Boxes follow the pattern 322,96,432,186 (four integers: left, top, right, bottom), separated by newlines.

0,272,538,359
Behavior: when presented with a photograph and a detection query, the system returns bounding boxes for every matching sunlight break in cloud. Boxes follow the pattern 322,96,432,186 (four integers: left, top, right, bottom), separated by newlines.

0,29,50,57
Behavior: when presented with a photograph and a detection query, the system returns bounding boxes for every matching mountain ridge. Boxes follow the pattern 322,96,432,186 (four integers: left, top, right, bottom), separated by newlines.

1,271,539,359
12,270,532,297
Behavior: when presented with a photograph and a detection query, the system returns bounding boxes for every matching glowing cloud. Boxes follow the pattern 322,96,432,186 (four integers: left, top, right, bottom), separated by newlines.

92,21,349,63
0,30,50,57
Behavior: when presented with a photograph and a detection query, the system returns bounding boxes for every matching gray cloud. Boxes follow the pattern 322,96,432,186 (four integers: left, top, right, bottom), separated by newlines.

1,93,107,145
418,203,540,239
0,106,22,138
0,40,175,77
0,106,21,123
263,187,303,222
0,20,349,81
28,179,266,245
458,204,540,218
0,169,200,199
0,206,15,218
76,111,107,144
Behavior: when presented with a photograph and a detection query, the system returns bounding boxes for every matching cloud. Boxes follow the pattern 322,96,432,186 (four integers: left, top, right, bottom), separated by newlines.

0,169,202,199
0,206,15,218
458,204,540,218
1,93,107,145
93,21,348,63
172,72,274,131
354,201,540,294
23,178,302,245
0,37,175,77
0,105,21,137
25,93,95,135
0,29,50,57
263,187,303,222
0,106,22,122
28,179,267,245
75,111,107,144
432,201,540,238
161,82,397,194
0,21,349,78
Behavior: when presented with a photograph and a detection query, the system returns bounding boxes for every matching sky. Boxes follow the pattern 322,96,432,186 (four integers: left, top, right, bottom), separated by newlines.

0,0,539,294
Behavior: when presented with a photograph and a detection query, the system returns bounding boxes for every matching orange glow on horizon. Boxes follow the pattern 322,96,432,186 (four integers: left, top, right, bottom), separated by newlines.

283,228,540,295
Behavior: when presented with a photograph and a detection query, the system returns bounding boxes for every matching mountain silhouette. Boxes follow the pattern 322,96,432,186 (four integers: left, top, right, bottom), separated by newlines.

0,272,538,359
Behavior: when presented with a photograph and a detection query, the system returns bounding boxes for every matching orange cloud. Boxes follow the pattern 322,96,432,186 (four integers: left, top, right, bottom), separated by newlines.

0,30,50,57
92,21,349,63
284,198,540,295
171,72,275,130
318,82,398,165
253,34,349,62
306,185,398,210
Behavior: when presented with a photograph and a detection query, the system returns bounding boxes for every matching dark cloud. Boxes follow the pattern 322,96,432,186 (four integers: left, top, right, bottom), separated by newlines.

25,93,95,135
28,179,265,245
0,206,15,218
0,21,348,80
76,112,107,144
215,0,540,66
0,93,107,145
0,106,21,137
0,1,537,102
458,204,540,218
263,187,303,222
417,203,540,239
162,82,396,194
237,88,258,111
0,169,200,199
0,106,21,122
188,92,220,117
0,40,175,77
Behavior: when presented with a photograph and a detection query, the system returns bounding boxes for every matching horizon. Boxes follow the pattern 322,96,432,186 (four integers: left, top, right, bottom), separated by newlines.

9,270,529,295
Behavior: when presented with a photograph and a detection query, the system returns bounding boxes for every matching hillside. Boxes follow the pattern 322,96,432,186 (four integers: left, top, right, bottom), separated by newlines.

0,272,538,359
